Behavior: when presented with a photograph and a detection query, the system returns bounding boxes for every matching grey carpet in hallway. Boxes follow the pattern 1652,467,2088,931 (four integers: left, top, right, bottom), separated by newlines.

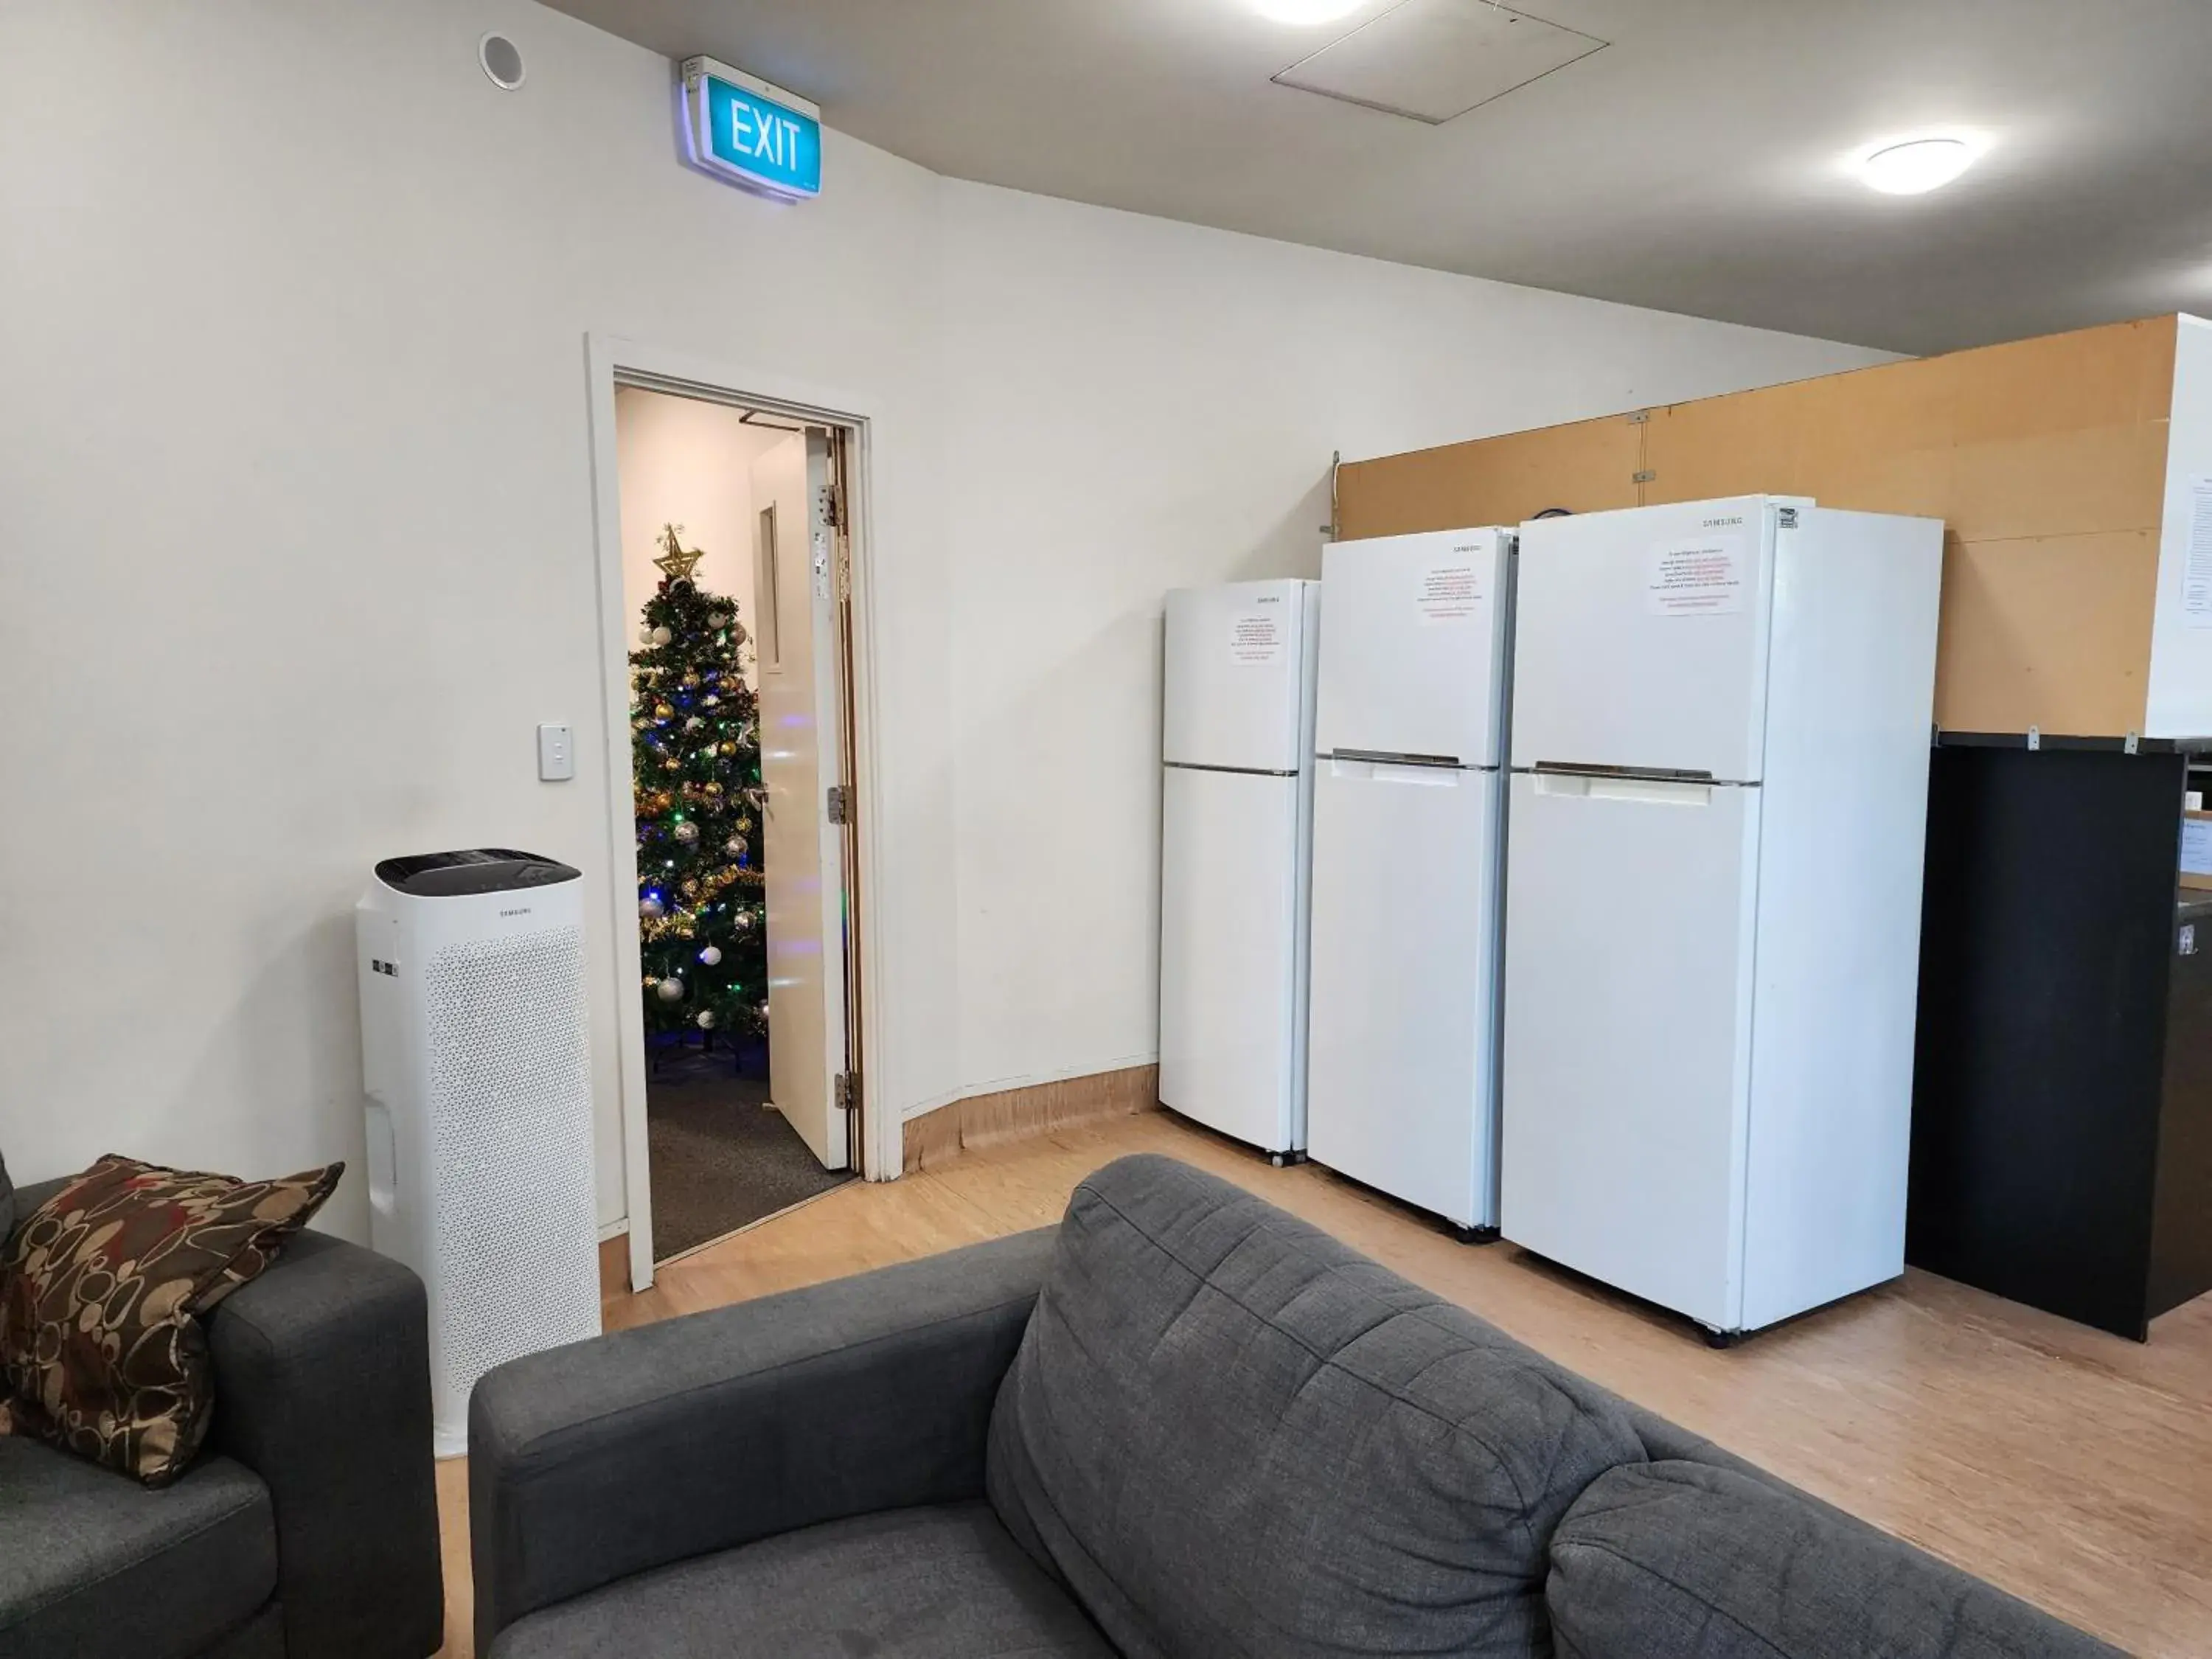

646,1044,853,1260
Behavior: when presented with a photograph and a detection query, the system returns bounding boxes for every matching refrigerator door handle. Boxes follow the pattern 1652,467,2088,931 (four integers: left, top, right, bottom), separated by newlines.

1536,771,1712,807
1328,747,1462,769
1531,760,1716,783
1329,756,1463,787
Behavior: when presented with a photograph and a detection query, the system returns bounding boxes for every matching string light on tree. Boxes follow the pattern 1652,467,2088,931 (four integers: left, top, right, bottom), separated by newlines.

629,522,769,1043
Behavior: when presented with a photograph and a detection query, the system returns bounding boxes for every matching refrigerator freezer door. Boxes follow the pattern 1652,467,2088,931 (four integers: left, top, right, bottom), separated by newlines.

1158,765,1306,1152
1500,770,1761,1331
1164,580,1314,773
1512,499,1778,782
1307,759,1500,1228
1317,529,1510,766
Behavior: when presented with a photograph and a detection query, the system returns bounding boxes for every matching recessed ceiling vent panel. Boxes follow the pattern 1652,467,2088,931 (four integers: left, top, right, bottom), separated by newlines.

1275,0,1607,125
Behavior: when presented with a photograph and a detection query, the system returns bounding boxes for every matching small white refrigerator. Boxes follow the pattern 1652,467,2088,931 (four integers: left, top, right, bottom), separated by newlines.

1307,527,1514,1233
1501,496,1942,1340
1158,579,1321,1161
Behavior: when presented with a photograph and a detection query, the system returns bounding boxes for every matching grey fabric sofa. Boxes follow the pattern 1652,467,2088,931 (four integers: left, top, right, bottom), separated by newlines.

470,1153,2118,1659
0,1167,445,1659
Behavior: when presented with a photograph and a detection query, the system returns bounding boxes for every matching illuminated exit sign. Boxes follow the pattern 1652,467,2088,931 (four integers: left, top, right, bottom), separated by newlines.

679,56,821,201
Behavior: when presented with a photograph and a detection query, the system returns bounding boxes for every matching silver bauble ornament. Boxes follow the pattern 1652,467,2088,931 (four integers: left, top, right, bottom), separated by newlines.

685,715,704,730
638,622,654,644
725,836,747,856
731,622,749,647
656,975,684,1001
734,910,754,931
696,1009,717,1029
672,821,699,844
652,625,673,646
698,945,723,966
709,612,730,628
639,895,664,919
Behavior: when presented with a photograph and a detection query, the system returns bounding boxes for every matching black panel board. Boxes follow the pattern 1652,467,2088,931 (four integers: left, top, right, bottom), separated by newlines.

2151,895,2212,1321
1908,747,2179,1339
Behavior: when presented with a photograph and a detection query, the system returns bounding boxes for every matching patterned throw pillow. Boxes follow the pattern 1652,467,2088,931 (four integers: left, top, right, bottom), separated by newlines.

0,1154,342,1486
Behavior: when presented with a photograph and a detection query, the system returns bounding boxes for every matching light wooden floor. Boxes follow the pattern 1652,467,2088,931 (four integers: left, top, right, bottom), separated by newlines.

435,1110,2212,1658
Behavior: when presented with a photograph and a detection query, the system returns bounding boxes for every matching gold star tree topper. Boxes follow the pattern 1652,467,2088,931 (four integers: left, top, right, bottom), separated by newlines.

653,524,706,582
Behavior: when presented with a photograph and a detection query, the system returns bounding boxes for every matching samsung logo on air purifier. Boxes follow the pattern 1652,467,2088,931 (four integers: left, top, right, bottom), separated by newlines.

499,907,534,919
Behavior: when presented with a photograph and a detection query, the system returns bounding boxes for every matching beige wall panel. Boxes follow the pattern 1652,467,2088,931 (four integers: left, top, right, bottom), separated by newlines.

1790,357,1958,521
1932,530,2159,736
1944,316,2177,442
1946,422,2172,545
1336,415,1640,540
1640,378,1818,504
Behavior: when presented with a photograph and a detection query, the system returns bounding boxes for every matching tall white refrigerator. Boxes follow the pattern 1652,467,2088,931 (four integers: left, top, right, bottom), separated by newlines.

1307,527,1514,1234
1501,496,1942,1341
1158,579,1321,1161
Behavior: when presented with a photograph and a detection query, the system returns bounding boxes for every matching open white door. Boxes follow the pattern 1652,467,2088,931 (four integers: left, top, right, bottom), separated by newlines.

748,431,850,1171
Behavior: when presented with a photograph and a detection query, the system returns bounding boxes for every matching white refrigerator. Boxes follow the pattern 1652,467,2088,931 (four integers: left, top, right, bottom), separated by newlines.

1500,496,1942,1340
1158,579,1321,1161
1307,527,1514,1233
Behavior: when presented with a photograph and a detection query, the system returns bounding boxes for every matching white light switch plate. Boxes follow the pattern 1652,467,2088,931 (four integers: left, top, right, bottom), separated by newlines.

538,722,574,781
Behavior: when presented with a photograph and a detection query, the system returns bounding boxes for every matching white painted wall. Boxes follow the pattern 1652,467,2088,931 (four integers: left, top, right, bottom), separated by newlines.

938,181,1893,1099
0,0,955,1236
614,387,784,677
0,0,1888,1236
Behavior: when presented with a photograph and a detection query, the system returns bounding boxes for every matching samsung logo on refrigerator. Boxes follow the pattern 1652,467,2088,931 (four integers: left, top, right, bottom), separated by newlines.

1702,515,1746,529
679,56,823,201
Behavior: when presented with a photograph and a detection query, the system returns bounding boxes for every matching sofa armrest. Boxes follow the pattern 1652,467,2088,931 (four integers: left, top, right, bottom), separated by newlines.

207,1230,445,1659
469,1225,1057,1654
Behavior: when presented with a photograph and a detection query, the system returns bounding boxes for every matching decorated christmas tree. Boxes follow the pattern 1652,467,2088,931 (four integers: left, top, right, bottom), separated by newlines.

631,524,769,1043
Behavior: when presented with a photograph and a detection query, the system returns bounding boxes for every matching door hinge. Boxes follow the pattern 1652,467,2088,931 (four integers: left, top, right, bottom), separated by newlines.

2027,726,2041,751
1627,410,1649,425
1632,470,1656,484
817,482,844,531
835,1071,861,1115
2125,730,2140,755
826,783,852,825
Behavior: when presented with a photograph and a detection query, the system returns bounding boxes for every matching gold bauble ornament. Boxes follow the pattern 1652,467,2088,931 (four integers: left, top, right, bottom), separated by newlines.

654,703,674,720
705,781,723,796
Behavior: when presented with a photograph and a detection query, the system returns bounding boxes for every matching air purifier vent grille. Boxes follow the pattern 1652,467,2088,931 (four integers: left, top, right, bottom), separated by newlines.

424,925,598,1412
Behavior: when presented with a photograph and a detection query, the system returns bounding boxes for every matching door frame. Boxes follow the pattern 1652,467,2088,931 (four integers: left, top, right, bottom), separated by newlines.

583,333,891,1293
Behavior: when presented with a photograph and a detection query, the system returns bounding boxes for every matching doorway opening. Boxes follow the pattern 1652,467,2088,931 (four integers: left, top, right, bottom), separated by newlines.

605,377,866,1273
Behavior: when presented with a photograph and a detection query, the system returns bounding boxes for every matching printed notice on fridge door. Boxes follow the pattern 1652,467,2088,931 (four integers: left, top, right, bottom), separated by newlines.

1228,611,1284,665
2183,475,2212,629
1647,535,1747,616
1416,555,1482,625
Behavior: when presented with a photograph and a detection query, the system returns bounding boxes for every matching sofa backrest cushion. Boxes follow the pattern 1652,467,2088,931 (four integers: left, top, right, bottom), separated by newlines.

985,1154,1648,1659
1548,1460,2123,1659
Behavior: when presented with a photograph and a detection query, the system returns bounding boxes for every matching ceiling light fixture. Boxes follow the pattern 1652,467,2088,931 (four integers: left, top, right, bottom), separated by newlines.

1851,133,1986,195
1253,0,1366,24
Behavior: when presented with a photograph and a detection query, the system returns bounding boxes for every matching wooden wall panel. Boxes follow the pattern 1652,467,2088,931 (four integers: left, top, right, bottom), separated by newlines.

1336,414,1641,540
902,1064,1160,1173
1641,378,1822,504
1931,531,2160,734
1340,315,2183,737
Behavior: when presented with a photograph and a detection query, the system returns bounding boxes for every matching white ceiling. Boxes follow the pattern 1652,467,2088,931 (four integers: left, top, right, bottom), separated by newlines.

543,0,2212,354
